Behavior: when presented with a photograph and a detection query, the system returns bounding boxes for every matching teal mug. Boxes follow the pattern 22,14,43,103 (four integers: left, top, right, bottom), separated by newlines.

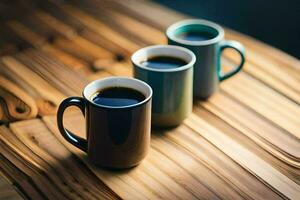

132,45,196,127
166,19,246,99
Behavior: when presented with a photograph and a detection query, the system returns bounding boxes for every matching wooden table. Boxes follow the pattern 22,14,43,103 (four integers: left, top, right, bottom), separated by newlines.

0,0,299,199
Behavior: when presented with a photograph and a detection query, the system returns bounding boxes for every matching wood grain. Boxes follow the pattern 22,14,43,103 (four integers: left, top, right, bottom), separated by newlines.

0,172,23,200
0,49,89,117
1,55,64,116
0,0,299,199
43,112,297,199
61,4,141,53
0,75,38,123
0,121,120,200
2,113,291,199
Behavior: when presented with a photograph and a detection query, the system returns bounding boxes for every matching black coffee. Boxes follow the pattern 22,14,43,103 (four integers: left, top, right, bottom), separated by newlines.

177,31,215,41
140,56,187,70
92,87,145,107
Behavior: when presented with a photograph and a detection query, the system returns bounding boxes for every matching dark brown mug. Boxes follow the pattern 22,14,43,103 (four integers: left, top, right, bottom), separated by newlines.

57,77,152,169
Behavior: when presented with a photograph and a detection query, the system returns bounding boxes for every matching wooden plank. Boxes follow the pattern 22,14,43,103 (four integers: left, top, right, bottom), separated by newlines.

13,15,104,67
6,20,46,47
93,61,133,77
222,51,300,104
199,92,300,167
185,113,300,199
44,114,241,199
70,0,166,45
41,111,290,199
0,173,23,200
0,25,32,56
220,73,300,139
41,44,91,75
0,129,62,199
0,1,298,199
37,0,131,58
1,56,65,116
60,4,141,53
6,20,90,72
194,105,300,184
0,75,38,123
0,49,89,116
0,152,46,200
88,71,113,81
33,10,114,63
15,49,88,96
0,121,121,200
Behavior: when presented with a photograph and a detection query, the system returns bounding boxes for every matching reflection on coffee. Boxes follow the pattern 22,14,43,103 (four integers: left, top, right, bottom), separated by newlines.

177,31,215,41
140,56,187,70
91,87,145,107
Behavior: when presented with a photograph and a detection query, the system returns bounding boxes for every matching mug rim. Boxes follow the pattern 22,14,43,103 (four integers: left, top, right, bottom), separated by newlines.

83,77,153,109
131,44,196,72
166,19,224,46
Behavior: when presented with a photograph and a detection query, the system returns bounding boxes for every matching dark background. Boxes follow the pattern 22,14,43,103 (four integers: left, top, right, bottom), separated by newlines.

155,0,300,59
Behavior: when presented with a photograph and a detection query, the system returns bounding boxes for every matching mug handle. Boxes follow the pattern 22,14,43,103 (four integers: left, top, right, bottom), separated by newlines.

218,40,245,81
57,97,87,152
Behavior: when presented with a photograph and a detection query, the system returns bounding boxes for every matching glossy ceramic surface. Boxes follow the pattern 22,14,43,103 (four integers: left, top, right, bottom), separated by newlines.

57,77,152,168
132,45,195,127
167,19,245,99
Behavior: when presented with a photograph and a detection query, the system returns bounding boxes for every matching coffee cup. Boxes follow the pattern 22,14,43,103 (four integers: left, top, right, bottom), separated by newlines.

132,45,196,127
57,77,152,169
166,19,245,99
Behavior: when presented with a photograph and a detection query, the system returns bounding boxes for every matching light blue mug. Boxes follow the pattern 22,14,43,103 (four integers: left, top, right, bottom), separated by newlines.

167,19,246,99
132,45,196,127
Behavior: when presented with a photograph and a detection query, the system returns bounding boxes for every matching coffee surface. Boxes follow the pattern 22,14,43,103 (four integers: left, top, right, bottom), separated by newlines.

92,87,145,107
140,56,187,70
177,31,215,41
